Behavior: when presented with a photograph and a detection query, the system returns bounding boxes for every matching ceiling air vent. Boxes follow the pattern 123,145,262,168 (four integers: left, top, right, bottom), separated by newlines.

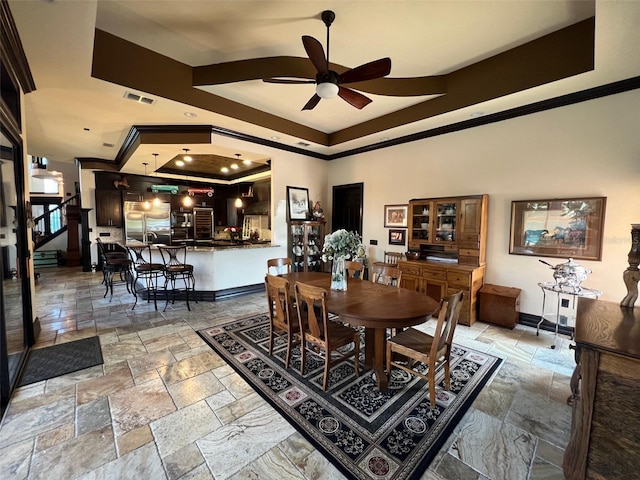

296,141,310,147
124,91,156,105
102,142,115,148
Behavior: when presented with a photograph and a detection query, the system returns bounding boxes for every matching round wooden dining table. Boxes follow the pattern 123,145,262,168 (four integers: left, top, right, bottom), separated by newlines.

281,271,439,391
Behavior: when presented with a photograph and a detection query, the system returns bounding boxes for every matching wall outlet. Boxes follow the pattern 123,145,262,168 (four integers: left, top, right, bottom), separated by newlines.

370,239,378,245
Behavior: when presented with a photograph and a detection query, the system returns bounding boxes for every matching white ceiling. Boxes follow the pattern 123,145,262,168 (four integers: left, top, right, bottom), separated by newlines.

7,1,640,181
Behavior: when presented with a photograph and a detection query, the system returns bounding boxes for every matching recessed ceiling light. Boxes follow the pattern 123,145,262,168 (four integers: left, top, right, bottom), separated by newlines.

230,164,239,170
271,136,280,140
243,159,252,165
176,160,185,167
380,136,390,141
470,111,485,118
221,167,229,173
184,112,197,118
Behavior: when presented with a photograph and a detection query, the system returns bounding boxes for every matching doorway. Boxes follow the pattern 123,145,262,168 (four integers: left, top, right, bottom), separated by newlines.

332,183,363,234
0,128,33,415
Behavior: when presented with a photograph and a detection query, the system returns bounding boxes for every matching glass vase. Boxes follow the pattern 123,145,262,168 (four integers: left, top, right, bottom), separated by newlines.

331,256,347,291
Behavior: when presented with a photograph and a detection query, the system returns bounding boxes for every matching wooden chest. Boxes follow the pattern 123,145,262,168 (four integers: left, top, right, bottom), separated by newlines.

479,284,521,328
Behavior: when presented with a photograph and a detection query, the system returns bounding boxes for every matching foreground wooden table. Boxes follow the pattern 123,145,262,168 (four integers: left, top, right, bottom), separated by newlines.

282,272,439,391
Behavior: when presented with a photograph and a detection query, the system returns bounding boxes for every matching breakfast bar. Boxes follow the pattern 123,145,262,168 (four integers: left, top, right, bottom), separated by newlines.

124,241,283,300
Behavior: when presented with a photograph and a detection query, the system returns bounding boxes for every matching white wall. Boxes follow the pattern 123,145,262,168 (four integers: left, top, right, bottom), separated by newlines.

326,89,640,315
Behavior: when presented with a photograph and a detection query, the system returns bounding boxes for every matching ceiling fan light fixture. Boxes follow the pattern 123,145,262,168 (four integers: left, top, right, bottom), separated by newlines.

316,82,339,99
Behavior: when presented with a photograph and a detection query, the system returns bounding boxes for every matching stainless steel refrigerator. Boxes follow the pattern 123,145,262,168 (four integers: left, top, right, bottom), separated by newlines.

124,201,171,245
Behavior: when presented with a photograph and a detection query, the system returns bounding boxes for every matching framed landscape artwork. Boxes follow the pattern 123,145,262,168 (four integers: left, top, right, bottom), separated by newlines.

287,186,310,221
509,197,606,261
384,204,408,228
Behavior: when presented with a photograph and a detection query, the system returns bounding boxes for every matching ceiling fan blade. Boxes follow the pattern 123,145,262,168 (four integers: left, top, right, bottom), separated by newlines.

338,57,392,84
263,78,316,84
338,86,372,109
302,35,328,73
302,94,321,111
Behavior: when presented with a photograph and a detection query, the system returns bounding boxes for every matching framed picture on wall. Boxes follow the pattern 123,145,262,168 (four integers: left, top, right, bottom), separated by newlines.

384,204,408,228
287,186,310,221
389,229,406,246
509,196,607,261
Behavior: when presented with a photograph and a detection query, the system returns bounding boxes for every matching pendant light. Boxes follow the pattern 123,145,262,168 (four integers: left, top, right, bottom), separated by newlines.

183,174,193,207
152,154,161,206
234,183,243,208
142,162,151,210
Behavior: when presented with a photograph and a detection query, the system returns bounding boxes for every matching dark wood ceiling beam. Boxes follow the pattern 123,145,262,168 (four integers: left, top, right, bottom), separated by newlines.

92,29,328,147
193,56,447,96
329,17,595,145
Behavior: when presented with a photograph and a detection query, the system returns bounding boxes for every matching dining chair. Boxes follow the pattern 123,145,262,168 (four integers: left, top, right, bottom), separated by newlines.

127,244,165,310
371,264,402,287
344,260,364,279
294,281,360,391
158,245,196,311
386,290,464,407
265,274,300,368
384,251,403,266
267,257,292,275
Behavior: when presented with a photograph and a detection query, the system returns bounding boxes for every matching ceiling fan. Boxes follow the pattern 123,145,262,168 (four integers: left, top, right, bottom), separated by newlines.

263,10,392,110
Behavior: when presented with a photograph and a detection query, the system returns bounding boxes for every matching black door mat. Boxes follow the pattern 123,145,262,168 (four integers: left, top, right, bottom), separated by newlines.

18,336,103,387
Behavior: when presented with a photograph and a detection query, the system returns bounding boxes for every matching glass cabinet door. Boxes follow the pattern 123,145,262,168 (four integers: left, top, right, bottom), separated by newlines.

289,221,324,272
306,223,323,272
410,202,431,243
434,201,457,243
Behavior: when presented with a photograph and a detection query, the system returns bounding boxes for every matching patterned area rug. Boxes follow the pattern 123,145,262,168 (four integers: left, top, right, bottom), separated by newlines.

18,336,103,387
198,314,502,480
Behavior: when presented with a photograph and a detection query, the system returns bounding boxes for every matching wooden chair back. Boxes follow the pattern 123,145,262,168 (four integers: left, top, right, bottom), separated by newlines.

371,264,402,287
437,290,464,357
294,281,360,390
344,260,364,279
267,257,292,275
294,281,328,342
384,251,403,266
386,290,463,407
265,274,298,367
265,274,293,328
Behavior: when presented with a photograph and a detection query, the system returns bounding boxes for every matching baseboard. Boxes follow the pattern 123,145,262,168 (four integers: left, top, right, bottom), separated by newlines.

519,312,574,337
134,282,263,302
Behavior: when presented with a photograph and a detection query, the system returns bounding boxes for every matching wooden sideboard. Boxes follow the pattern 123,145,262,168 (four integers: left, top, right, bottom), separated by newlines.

563,298,640,480
397,260,485,326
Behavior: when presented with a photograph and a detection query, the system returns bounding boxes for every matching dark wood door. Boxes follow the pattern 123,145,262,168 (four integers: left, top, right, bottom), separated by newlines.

332,183,363,234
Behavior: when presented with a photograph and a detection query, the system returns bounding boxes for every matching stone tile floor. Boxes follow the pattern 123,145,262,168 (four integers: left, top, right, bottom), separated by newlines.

0,267,574,479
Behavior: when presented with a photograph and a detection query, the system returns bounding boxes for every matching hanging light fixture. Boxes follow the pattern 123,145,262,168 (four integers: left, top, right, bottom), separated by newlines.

234,184,243,208
142,162,151,209
153,153,161,207
183,148,192,162
183,174,193,207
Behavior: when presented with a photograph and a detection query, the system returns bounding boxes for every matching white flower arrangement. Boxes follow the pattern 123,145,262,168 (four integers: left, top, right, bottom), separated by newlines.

321,229,365,262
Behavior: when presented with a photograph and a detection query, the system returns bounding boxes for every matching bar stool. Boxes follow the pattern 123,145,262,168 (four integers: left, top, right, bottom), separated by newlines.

96,239,132,301
127,244,165,310
158,245,196,311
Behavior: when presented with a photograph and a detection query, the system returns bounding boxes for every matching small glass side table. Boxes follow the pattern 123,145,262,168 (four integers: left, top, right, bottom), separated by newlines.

537,282,602,348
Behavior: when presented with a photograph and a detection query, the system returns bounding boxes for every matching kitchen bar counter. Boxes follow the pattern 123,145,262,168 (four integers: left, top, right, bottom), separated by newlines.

134,241,284,300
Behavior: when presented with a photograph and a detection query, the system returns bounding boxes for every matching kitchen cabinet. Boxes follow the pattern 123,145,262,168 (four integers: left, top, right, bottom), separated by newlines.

398,260,485,326
289,220,324,272
95,190,122,227
563,298,640,480
408,194,488,267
